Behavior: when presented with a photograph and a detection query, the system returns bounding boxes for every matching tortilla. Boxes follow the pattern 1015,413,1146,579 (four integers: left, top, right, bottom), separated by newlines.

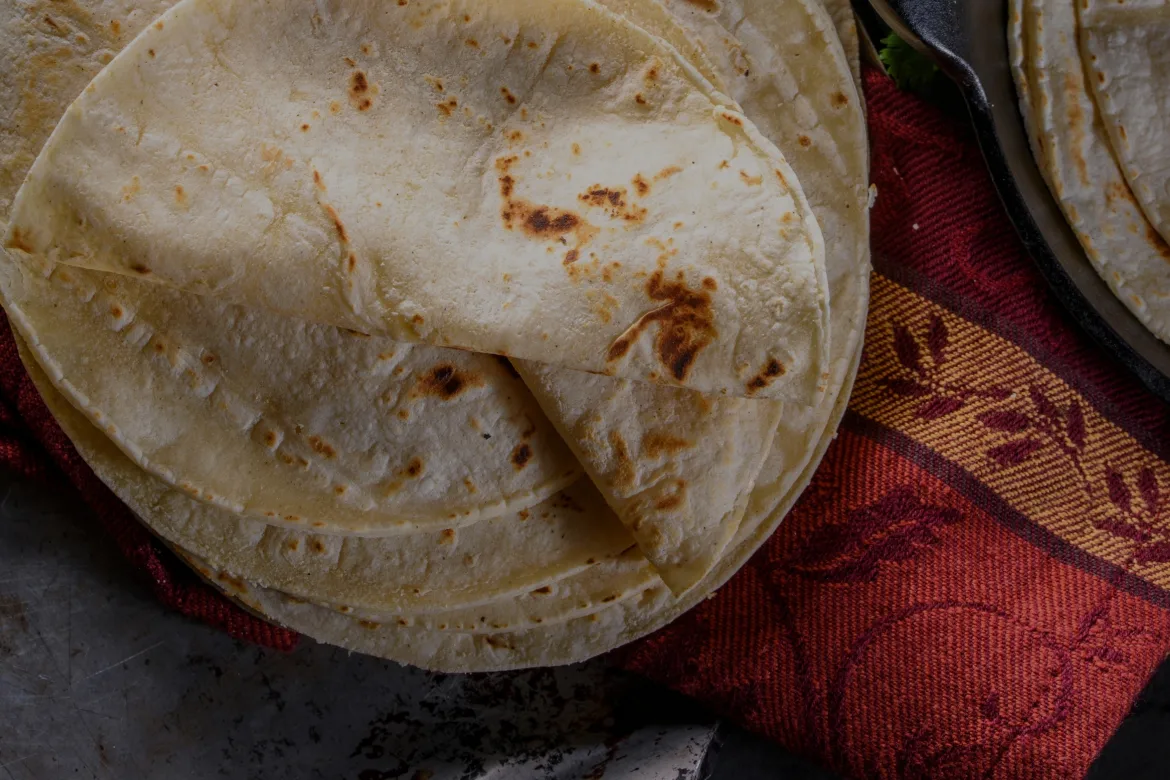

515,361,781,595
0,0,179,218
0,0,579,533
511,0,866,595
1079,0,1170,248
18,335,654,615
175,0,868,671
1020,0,1170,344
6,0,829,403
180,342,863,673
0,253,578,533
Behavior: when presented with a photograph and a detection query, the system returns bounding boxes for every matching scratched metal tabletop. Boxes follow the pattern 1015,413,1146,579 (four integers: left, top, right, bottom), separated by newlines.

0,473,720,780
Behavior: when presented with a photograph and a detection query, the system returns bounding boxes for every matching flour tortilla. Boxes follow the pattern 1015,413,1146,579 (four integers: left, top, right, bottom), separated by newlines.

1080,0,1170,249
173,0,869,671
0,253,578,533
514,362,781,595
513,0,866,595
0,0,579,533
181,343,862,673
0,0,179,218
7,0,829,403
19,333,649,613
1020,0,1170,344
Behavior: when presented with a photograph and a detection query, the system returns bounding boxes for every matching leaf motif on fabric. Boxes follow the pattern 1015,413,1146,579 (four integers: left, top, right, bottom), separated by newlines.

893,325,923,375
926,315,948,366
915,397,964,420
986,438,1044,467
976,411,1031,433
788,486,962,583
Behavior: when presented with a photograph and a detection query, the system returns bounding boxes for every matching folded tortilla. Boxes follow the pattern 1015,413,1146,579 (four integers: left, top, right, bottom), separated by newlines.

6,0,829,403
1079,0,1170,250
515,0,867,595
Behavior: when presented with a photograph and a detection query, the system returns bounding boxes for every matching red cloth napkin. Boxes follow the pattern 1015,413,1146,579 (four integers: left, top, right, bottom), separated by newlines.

2,67,1169,777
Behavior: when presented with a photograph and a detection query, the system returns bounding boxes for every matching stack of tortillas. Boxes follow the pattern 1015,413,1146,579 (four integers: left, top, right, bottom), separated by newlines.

0,0,870,671
1010,0,1170,343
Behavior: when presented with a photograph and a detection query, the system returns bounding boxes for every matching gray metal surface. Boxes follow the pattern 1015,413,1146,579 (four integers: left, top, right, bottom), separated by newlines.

0,474,715,779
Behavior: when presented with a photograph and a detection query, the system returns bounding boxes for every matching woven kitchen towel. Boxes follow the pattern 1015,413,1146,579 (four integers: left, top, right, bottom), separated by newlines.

615,68,1170,778
2,66,1170,777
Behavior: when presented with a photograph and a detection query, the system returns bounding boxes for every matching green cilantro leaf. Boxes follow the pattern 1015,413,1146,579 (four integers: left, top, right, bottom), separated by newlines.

879,32,939,93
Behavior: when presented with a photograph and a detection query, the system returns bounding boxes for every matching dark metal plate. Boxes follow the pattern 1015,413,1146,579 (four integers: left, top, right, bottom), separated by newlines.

865,0,1170,403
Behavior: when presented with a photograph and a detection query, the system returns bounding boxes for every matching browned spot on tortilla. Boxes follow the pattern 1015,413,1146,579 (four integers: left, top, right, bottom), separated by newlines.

43,14,59,30
774,168,789,187
645,63,659,82
346,253,357,273
397,409,409,420
527,41,538,49
609,431,637,488
682,0,718,10
740,170,763,186
746,358,786,395
308,435,337,459
511,442,532,470
797,135,812,148
655,166,682,181
518,509,530,520
411,314,424,326
110,19,121,34
147,48,155,57
463,478,477,494
440,528,456,543
532,586,552,595
571,143,581,156
330,101,342,114
655,480,687,511
580,186,627,208
216,571,247,591
721,112,742,126
404,457,424,478
153,341,165,353
263,430,278,447
506,201,584,237
589,62,601,74
414,364,483,400
1148,223,1170,261
333,484,347,495
602,595,618,603
635,93,647,105
563,248,579,265
109,304,123,318
436,97,458,116
494,355,521,379
830,91,848,108
1119,125,1127,142
301,123,310,132
310,539,326,553
506,130,524,143
323,204,348,242
361,43,371,54
286,539,299,551
643,431,692,457
465,38,478,47
173,185,186,205
4,228,34,254
313,169,326,190
485,635,513,649
358,620,379,629
606,270,717,381
121,176,140,202
154,19,164,30
632,174,651,196
344,57,356,67
500,86,517,104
